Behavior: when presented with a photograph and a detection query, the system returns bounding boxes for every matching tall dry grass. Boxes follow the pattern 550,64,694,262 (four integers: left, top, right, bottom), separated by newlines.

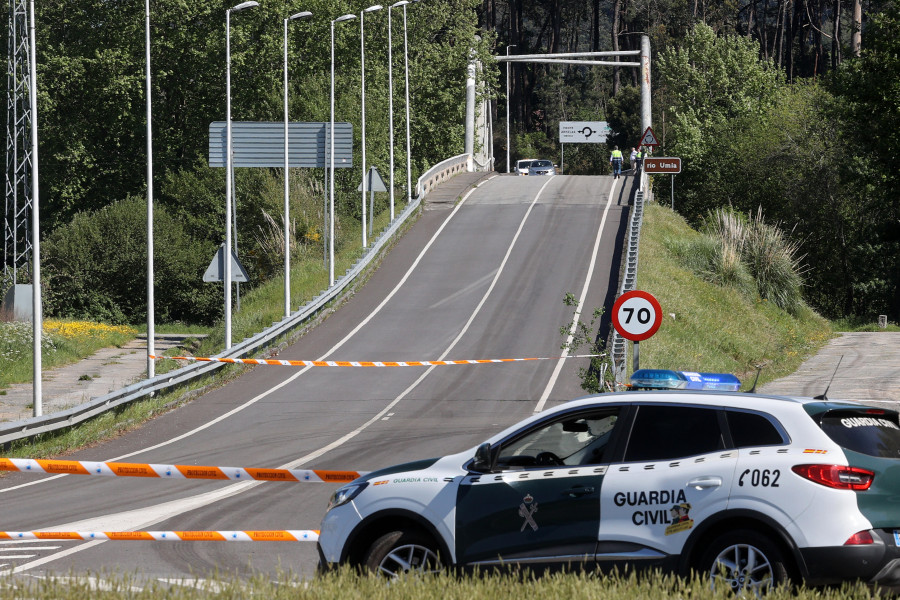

668,206,806,315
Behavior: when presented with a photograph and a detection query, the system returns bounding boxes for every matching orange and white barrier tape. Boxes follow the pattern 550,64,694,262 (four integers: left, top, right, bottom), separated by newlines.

0,530,319,542
0,458,365,483
150,353,602,367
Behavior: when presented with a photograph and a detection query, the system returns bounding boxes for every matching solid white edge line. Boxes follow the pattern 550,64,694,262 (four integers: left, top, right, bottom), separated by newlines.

534,176,617,413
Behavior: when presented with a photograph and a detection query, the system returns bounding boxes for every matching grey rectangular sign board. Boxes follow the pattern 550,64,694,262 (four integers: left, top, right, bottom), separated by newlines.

209,122,353,168
559,121,611,143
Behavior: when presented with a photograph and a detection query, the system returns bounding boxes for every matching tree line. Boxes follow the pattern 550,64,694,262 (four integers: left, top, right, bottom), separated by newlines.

478,0,898,323
2,0,495,323
3,0,897,325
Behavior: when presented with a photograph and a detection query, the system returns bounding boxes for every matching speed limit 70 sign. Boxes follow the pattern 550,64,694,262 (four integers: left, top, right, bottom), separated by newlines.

611,290,662,341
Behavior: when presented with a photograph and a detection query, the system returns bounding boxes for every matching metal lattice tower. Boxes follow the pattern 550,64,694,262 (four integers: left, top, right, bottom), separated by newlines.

3,0,32,288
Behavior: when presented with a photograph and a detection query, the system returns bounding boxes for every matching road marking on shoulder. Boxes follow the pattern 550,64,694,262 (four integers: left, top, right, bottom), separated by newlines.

534,177,617,413
26,574,145,593
158,579,227,593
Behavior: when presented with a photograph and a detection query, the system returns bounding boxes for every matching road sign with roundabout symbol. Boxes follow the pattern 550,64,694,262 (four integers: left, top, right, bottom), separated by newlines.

612,290,662,342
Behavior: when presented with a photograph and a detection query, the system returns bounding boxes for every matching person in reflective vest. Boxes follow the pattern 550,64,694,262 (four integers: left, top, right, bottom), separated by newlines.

636,146,647,171
610,146,624,179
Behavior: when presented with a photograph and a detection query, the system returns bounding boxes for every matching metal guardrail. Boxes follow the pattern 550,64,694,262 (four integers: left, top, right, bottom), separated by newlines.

1,154,475,446
611,170,648,386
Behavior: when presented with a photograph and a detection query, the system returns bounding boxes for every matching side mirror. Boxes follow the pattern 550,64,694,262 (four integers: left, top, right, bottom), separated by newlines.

471,442,493,473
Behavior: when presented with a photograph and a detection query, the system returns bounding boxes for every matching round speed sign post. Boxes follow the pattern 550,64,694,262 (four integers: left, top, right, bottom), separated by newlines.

611,290,662,372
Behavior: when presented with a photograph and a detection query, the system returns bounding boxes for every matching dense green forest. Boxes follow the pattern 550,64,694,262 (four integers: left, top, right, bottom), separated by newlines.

482,0,898,322
3,0,496,323
2,0,897,326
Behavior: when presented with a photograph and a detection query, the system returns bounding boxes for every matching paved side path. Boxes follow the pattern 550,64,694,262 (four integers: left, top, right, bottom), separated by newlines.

0,335,194,422
760,332,900,404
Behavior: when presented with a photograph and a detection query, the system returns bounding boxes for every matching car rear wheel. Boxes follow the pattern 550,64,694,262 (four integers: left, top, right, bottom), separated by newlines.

363,530,443,577
699,529,790,595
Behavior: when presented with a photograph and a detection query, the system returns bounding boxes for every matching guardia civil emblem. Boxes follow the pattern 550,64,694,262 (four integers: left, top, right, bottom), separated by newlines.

519,494,539,532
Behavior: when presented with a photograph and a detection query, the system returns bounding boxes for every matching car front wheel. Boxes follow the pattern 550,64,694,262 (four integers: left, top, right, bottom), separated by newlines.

363,530,443,577
699,529,791,595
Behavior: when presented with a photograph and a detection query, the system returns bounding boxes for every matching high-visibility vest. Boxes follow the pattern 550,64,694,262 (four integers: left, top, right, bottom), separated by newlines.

611,150,623,161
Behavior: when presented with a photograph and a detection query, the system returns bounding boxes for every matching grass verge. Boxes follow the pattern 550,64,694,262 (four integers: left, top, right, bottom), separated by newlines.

0,567,880,599
631,202,833,388
0,320,137,391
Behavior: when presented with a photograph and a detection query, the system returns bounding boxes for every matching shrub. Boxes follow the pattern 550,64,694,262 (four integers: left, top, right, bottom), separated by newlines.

664,234,756,297
744,208,805,315
667,206,805,314
42,197,221,324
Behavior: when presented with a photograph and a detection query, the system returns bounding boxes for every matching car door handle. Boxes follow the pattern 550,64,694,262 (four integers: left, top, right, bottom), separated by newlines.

687,476,723,490
561,486,595,498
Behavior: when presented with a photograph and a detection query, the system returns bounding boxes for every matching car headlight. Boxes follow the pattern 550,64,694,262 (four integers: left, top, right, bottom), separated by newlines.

326,482,368,512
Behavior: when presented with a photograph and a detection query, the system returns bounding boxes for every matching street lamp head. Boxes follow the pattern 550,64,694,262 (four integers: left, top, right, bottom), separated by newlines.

391,1,409,7
364,5,383,12
289,11,312,21
230,1,258,13
333,13,357,23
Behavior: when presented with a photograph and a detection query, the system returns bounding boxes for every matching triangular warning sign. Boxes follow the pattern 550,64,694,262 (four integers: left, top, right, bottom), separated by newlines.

640,126,660,147
203,244,250,283
358,166,388,193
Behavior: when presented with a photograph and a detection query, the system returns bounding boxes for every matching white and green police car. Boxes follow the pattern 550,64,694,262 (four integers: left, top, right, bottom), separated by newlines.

318,374,900,593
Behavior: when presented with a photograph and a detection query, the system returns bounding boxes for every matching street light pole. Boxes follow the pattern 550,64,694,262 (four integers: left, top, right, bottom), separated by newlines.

28,0,41,416
225,0,257,349
330,13,357,286
505,44,516,174
388,1,408,221
361,5,383,249
283,11,312,319
401,1,416,202
145,0,155,378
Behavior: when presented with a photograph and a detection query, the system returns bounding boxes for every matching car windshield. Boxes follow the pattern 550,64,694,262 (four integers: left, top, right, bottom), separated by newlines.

532,160,552,167
517,161,533,169
818,409,900,458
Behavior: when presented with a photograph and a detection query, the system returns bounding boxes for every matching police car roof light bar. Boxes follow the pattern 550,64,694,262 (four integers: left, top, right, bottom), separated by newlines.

628,369,741,392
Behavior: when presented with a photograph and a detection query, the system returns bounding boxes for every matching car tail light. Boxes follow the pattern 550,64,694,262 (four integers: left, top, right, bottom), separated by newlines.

791,464,875,491
844,531,875,545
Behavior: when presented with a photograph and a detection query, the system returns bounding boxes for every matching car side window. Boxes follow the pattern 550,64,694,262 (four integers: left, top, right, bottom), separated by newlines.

496,409,621,469
624,405,724,462
725,410,786,447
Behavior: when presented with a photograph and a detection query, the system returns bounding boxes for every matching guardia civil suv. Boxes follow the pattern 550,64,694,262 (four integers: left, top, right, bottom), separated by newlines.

318,385,900,593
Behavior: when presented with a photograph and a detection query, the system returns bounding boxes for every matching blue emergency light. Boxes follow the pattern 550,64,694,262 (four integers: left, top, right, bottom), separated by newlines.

628,369,741,392
628,369,687,390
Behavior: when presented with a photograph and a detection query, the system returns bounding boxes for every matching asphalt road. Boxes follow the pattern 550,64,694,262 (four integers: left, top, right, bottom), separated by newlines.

0,173,634,584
